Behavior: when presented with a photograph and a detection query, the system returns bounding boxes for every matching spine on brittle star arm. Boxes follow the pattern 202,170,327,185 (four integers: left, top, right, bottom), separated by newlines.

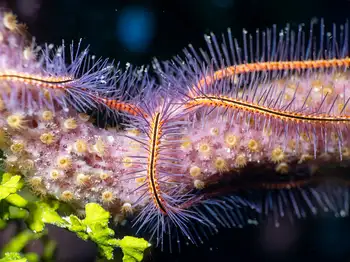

189,58,350,97
0,72,75,89
147,112,167,214
185,95,350,124
0,70,104,112
92,95,149,117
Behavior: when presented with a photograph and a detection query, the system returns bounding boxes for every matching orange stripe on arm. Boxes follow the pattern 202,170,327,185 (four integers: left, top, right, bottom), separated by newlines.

0,73,74,89
191,58,350,97
92,95,149,118
185,95,350,125
147,112,168,214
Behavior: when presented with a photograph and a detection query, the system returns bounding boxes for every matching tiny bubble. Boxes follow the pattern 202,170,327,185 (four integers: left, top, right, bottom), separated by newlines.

340,210,347,217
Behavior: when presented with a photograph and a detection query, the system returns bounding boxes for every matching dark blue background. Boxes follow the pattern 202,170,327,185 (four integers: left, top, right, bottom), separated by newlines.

2,0,350,261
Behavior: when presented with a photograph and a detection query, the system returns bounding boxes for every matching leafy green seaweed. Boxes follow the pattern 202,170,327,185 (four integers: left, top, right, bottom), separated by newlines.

0,175,22,200
0,252,27,262
116,236,151,262
0,172,150,261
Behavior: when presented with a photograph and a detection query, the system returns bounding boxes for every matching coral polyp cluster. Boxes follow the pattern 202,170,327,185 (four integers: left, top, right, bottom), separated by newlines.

1,9,350,250
4,109,124,204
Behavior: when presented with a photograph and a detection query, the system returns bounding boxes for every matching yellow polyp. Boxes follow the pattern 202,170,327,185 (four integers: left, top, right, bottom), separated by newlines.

41,111,53,121
298,153,313,164
30,186,47,198
189,166,201,177
56,156,72,170
288,139,296,150
135,177,146,185
322,84,333,95
121,202,133,216
224,133,238,148
210,127,220,136
338,103,345,113
193,179,205,190
3,12,18,31
271,147,285,163
235,154,247,168
99,172,110,180
342,147,350,158
49,169,61,180
197,141,211,155
284,93,292,101
60,190,74,201
63,118,78,130
23,47,33,60
311,79,323,90
74,139,87,153
101,191,114,203
78,113,90,122
181,137,192,151
129,140,141,151
128,129,140,136
247,139,259,152
27,176,47,196
287,82,297,90
10,141,25,154
122,157,133,168
214,157,228,172
21,159,34,171
27,177,47,197
7,114,26,129
300,132,310,142
40,132,55,145
275,162,289,174
93,137,105,156
76,173,89,185
263,127,272,137
28,176,42,188
43,90,51,100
